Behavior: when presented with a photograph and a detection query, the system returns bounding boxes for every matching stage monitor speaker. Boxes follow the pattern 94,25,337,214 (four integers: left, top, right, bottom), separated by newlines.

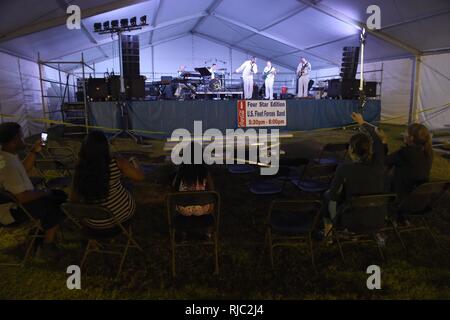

87,78,108,101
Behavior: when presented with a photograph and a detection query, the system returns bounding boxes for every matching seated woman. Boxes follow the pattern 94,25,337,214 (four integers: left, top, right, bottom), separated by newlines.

386,123,433,200
70,131,145,235
172,142,215,232
322,112,387,236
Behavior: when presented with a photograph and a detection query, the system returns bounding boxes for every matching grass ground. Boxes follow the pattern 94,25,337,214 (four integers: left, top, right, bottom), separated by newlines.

0,124,449,299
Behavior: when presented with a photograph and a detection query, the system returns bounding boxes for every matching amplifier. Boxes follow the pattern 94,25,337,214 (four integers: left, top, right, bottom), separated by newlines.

328,79,377,99
87,78,108,101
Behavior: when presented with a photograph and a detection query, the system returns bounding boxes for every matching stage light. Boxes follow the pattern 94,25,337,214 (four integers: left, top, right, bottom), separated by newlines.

94,23,102,32
130,17,137,26
111,20,119,28
120,19,129,27
140,15,147,25
103,21,110,30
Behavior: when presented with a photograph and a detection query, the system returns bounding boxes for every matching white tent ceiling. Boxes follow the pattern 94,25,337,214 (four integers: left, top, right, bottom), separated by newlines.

0,0,449,71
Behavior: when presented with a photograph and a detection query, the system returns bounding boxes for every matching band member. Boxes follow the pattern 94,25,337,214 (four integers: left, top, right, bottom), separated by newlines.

177,65,186,77
236,56,258,99
263,61,276,100
296,57,311,98
208,63,217,79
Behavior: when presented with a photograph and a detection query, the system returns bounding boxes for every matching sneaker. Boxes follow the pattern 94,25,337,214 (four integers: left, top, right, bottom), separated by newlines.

375,233,387,248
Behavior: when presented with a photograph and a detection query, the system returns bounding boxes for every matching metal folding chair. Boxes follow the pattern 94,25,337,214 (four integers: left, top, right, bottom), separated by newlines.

327,194,400,263
166,191,220,277
0,190,44,267
61,202,143,280
265,200,321,270
395,181,450,248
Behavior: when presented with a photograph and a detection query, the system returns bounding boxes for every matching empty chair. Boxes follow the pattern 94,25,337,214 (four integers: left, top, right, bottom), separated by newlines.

227,164,256,174
314,143,349,165
290,163,337,194
394,181,450,247
166,191,220,277
266,200,321,270
61,202,143,279
35,159,72,189
249,158,309,195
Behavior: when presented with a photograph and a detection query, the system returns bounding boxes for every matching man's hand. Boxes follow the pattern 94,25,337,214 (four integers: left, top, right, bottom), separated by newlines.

31,140,43,154
351,112,365,126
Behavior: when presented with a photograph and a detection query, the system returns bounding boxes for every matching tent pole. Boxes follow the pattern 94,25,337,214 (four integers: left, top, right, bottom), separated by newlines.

409,55,422,124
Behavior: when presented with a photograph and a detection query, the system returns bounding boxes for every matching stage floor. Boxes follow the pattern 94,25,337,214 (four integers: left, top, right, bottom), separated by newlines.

88,99,381,136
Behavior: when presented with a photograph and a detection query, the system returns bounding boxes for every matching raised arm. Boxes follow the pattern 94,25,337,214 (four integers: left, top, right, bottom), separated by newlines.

351,112,387,165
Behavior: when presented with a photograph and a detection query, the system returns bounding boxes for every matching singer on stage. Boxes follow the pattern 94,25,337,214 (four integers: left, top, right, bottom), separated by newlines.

236,56,258,99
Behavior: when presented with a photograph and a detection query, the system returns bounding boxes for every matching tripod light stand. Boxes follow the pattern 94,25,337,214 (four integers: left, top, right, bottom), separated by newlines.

93,17,148,144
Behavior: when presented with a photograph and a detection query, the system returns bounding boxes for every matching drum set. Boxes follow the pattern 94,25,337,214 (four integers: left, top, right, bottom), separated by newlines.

208,69,227,91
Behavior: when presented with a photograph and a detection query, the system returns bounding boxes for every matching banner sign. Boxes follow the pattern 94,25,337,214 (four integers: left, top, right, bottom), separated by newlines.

237,100,287,128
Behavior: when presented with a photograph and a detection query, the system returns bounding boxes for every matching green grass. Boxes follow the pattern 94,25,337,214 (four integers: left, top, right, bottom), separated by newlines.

1,125,449,299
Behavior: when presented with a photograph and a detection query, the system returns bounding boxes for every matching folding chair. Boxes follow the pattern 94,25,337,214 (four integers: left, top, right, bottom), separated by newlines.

35,159,73,189
248,158,309,195
394,181,450,248
265,200,321,270
290,162,338,194
166,191,220,277
61,203,143,279
328,194,399,263
227,164,256,174
0,190,44,267
314,143,349,165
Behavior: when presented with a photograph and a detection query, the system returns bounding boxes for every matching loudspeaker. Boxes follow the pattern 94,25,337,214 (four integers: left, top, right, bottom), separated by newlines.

340,46,360,80
121,35,140,78
108,75,122,100
87,78,108,101
125,76,145,100
328,79,378,99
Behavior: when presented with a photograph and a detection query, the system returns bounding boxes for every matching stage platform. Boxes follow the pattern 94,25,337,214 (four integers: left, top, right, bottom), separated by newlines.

88,99,381,136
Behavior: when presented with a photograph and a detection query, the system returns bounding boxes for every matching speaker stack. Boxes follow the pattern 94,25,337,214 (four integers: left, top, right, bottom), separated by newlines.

328,46,377,99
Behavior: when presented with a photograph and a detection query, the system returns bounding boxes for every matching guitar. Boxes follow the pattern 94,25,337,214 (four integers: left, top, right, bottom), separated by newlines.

262,66,274,80
297,63,308,79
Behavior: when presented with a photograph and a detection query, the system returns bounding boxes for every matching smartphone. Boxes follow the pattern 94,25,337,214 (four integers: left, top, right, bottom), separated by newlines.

41,132,48,146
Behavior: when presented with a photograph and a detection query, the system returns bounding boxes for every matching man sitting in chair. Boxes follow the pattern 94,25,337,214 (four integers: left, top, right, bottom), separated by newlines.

0,122,67,257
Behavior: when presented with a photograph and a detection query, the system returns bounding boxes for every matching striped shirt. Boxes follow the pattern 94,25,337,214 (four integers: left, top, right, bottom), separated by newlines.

85,159,136,229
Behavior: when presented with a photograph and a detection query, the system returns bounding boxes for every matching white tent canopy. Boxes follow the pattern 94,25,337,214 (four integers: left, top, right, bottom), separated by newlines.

0,0,449,133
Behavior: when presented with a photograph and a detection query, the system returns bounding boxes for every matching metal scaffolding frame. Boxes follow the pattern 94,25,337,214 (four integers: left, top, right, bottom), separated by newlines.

38,52,95,134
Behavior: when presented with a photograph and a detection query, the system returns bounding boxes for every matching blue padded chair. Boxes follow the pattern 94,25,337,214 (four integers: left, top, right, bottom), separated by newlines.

290,163,337,194
249,180,283,195
227,164,256,174
249,158,309,195
313,143,349,165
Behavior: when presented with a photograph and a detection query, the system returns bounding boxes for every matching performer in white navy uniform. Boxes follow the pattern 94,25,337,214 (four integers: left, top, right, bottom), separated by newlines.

296,57,311,98
208,63,217,79
236,56,258,99
263,61,276,100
